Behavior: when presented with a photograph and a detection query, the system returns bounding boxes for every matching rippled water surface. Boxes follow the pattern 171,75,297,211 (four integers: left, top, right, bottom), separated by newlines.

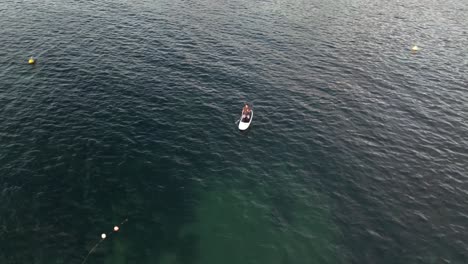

1,0,467,263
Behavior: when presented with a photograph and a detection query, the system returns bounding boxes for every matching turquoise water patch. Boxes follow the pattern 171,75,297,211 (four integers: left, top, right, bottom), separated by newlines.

176,188,337,264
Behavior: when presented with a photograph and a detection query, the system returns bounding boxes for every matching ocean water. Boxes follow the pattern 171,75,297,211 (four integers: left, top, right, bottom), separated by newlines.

0,0,467,263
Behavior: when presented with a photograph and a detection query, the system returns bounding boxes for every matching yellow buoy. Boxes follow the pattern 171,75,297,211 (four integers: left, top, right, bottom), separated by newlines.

28,57,36,64
411,45,420,52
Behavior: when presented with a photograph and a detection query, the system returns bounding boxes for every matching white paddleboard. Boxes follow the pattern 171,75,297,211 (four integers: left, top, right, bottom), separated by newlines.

238,110,253,130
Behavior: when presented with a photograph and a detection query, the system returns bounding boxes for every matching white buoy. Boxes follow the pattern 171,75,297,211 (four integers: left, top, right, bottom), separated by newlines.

101,233,107,239
114,226,119,232
411,45,420,52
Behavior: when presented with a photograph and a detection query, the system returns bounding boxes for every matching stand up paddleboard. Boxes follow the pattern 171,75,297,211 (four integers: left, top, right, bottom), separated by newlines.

238,108,253,130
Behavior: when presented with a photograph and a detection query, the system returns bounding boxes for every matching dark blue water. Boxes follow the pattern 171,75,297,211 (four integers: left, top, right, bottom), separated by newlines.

1,0,467,263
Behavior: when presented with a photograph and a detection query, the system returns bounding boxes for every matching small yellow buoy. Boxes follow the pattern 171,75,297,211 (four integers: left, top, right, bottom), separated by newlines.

28,57,36,64
411,45,420,52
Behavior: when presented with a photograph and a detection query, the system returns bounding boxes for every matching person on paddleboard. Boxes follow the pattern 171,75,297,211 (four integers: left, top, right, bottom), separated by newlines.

242,104,251,115
242,103,251,120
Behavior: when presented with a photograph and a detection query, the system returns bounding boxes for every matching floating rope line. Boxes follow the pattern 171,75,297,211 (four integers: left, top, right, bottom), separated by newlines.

81,218,128,264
